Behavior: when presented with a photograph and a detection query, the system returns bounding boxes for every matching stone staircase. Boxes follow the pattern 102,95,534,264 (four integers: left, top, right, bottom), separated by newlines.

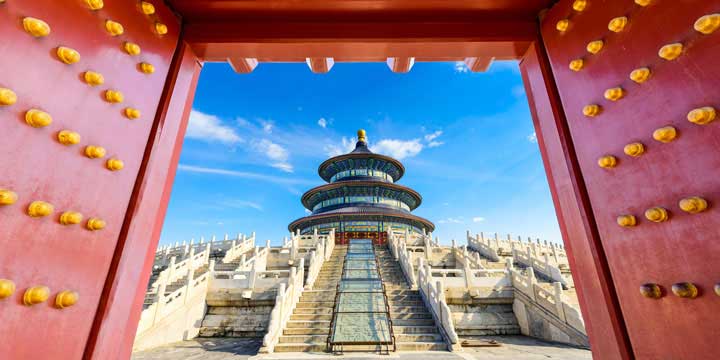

476,252,580,308
273,245,347,352
143,265,209,309
214,248,256,272
375,246,447,351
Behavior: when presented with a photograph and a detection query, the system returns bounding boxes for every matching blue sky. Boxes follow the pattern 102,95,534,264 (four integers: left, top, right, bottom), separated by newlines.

158,61,561,247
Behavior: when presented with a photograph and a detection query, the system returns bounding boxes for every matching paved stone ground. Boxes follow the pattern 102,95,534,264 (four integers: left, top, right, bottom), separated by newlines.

132,336,591,360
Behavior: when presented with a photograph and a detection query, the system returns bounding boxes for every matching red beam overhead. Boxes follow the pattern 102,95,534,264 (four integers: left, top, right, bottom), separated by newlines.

185,21,536,63
167,0,553,22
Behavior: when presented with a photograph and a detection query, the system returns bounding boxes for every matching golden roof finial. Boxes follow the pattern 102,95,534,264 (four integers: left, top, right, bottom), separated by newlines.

357,129,367,142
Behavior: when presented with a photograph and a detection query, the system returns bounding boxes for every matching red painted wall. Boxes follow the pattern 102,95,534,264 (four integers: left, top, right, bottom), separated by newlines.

521,41,632,360
0,0,181,358
538,1,720,358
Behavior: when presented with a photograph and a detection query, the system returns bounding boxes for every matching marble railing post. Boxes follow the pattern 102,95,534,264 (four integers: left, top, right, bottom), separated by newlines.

205,244,211,262
248,261,258,289
167,256,177,280
290,235,298,261
463,262,473,289
553,282,566,320
153,272,168,325
451,239,456,248
551,245,560,264
505,257,513,270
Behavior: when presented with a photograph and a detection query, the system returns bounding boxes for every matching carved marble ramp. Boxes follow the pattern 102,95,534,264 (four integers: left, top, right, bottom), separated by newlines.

328,239,395,354
274,241,447,353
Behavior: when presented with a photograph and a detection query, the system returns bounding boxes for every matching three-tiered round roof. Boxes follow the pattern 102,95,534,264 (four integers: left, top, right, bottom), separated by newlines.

288,130,434,241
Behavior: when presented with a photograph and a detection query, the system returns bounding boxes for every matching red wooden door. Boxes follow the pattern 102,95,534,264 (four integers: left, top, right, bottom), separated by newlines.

540,1,720,358
0,0,179,358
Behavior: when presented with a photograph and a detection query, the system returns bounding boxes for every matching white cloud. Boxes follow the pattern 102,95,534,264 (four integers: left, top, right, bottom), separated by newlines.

317,118,327,128
472,217,486,223
423,130,444,148
220,199,263,211
527,132,537,143
178,164,315,186
454,61,469,73
424,130,442,142
253,139,293,172
373,139,424,160
438,217,464,224
324,137,356,157
186,110,241,144
259,119,274,134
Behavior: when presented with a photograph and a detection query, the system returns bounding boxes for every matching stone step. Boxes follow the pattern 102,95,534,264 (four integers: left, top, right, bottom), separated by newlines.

273,343,326,352
388,300,426,307
395,333,443,342
390,312,432,320
396,341,447,351
296,301,335,308
393,325,439,334
385,289,419,296
387,294,422,301
392,318,436,326
279,334,326,344
285,320,330,329
290,313,333,321
294,307,334,315
283,327,330,335
301,290,336,297
390,306,429,313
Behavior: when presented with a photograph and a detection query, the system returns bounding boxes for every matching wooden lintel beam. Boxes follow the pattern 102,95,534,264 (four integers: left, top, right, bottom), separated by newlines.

227,57,258,73
387,57,415,73
184,20,537,43
306,57,334,73
464,57,495,72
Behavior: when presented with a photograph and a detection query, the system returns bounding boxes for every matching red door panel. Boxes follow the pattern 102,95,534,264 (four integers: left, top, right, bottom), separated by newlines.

541,1,720,358
0,0,179,358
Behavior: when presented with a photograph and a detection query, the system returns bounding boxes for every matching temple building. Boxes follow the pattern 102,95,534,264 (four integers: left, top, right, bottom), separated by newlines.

288,129,434,244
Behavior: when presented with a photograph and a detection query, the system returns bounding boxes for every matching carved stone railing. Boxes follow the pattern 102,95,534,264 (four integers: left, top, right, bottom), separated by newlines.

508,265,585,334
136,259,212,337
451,246,486,270
263,258,305,353
467,231,567,262
466,231,501,262
428,267,509,290
153,232,256,267
466,231,571,288
148,245,211,296
210,269,290,290
512,247,571,288
387,230,416,288
417,257,460,351
221,234,256,264
304,240,327,290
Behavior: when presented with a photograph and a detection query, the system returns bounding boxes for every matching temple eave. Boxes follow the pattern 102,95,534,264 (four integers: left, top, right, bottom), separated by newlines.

288,211,435,233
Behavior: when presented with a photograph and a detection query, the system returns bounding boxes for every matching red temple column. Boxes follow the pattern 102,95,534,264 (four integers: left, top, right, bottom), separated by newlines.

84,41,202,360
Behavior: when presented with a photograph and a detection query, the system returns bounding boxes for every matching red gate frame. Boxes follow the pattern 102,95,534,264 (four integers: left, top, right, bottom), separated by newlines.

80,8,636,360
